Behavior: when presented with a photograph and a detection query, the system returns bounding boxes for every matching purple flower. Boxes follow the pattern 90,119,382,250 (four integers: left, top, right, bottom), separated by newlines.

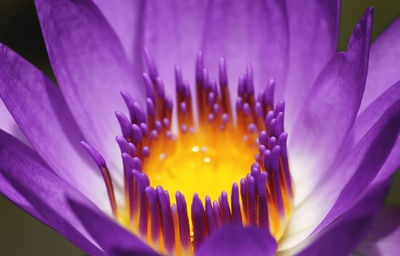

0,0,399,255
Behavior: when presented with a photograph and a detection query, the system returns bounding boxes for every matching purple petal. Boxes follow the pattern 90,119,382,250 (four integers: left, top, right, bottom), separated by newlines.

0,130,105,256
281,83,400,250
313,99,400,234
289,7,372,204
35,0,145,179
348,81,400,148
0,100,29,146
285,0,340,130
202,0,289,100
355,205,400,255
197,225,277,256
307,80,400,237
92,0,144,66
282,179,391,255
143,0,208,95
0,44,106,209
360,17,400,113
69,198,158,256
0,133,41,220
339,80,400,185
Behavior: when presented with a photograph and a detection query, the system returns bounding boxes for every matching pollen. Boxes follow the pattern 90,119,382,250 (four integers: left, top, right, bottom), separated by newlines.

145,119,255,214
81,49,294,256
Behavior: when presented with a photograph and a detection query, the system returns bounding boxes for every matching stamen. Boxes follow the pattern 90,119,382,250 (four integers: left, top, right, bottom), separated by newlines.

219,191,231,224
176,191,190,252
191,194,206,251
231,183,242,225
145,187,160,246
279,132,293,198
240,178,248,225
143,47,158,81
80,141,118,217
80,49,295,255
132,124,143,145
115,111,132,139
144,74,155,102
158,186,175,254
121,152,133,214
139,173,151,238
263,79,275,112
271,146,285,218
116,136,130,154
256,172,269,230
212,200,222,228
205,196,215,233
247,175,257,225
120,90,136,122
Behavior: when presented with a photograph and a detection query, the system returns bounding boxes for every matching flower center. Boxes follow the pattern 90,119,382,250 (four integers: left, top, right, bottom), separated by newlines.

146,131,255,212
81,50,294,256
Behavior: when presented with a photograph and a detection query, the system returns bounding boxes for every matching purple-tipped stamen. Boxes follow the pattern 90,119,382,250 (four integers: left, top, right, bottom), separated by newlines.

79,49,295,255
80,141,118,217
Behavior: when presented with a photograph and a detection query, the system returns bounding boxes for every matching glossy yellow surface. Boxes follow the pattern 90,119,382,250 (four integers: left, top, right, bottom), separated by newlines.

145,127,257,212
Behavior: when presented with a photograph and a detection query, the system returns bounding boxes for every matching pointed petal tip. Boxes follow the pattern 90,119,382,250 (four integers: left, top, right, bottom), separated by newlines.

362,6,373,28
348,6,373,54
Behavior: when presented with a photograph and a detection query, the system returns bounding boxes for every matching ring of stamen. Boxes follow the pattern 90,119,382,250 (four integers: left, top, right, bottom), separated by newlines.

81,50,294,256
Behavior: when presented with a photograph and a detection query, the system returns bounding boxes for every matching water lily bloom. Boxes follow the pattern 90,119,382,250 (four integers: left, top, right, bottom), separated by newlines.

1,0,400,255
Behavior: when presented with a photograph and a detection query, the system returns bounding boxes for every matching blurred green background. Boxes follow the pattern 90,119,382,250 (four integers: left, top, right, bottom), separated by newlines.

0,0,399,255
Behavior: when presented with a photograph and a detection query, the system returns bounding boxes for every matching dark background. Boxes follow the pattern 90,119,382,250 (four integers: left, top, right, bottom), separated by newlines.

0,0,399,255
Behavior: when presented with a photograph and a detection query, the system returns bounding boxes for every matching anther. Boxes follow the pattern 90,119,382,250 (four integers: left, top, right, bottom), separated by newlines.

133,102,146,124
175,65,183,92
132,157,142,172
219,191,231,224
231,183,242,225
263,79,275,110
222,113,230,123
120,90,136,122
271,146,284,217
205,196,216,233
275,100,285,115
269,136,277,149
115,111,132,139
247,175,257,225
238,75,246,96
192,194,206,251
259,131,268,146
145,187,161,245
212,200,222,228
122,152,134,216
240,178,248,224
134,170,149,238
143,47,158,81
143,73,155,101
129,143,137,156
256,172,269,230
275,112,284,136
132,124,143,144
94,49,295,255
176,191,190,250
80,141,118,217
219,57,228,87
116,136,130,154
246,64,254,96
158,186,175,253
155,77,166,100
155,120,162,132
196,51,204,84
